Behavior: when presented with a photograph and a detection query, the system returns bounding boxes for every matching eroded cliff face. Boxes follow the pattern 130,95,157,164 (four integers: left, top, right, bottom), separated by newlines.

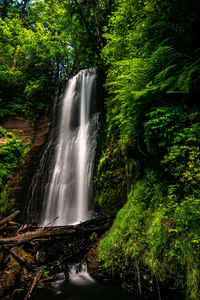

1,115,49,146
0,116,49,221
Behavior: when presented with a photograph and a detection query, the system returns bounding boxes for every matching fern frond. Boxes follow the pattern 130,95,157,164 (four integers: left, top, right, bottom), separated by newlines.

172,59,200,93
154,65,177,84
145,46,176,82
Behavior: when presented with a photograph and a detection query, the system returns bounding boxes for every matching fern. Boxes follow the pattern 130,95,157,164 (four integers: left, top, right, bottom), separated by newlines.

173,60,200,93
154,64,177,84
145,46,177,82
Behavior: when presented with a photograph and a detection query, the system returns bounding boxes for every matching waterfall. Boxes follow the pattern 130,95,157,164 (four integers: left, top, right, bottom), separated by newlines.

27,69,99,226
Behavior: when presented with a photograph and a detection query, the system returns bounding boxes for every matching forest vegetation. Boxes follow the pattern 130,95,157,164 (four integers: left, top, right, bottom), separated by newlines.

0,0,200,299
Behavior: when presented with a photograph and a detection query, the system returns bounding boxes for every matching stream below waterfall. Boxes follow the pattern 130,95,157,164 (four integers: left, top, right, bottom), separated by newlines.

31,263,141,300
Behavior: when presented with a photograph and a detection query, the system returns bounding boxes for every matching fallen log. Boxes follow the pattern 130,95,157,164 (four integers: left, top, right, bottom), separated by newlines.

0,210,20,226
0,227,74,245
0,215,113,245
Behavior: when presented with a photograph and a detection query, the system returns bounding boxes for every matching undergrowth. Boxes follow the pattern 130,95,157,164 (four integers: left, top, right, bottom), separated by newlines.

97,104,200,299
98,171,200,299
0,128,30,215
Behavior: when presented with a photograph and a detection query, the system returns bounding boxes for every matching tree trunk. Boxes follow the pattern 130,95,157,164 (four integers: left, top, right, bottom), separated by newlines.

12,0,29,69
73,0,101,59
20,0,29,22
91,0,104,49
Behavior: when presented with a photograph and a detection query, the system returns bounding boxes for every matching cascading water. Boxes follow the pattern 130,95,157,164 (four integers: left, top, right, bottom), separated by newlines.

27,69,99,226
31,261,139,300
68,262,95,285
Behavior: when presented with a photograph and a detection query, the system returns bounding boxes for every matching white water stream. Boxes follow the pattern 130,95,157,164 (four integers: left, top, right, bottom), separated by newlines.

68,262,95,285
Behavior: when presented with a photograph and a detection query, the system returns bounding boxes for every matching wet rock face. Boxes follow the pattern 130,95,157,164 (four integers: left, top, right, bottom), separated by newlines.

17,117,50,224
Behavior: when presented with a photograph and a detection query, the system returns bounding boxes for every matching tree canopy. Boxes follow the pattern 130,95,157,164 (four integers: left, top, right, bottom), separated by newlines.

0,0,113,120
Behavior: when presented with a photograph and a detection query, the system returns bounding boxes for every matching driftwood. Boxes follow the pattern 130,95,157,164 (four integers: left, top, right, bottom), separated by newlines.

0,212,114,300
0,215,113,245
24,266,45,300
0,223,7,231
0,210,20,226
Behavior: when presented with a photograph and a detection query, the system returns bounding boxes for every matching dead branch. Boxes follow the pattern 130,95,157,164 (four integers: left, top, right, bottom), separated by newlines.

8,246,34,271
0,210,20,226
24,266,45,300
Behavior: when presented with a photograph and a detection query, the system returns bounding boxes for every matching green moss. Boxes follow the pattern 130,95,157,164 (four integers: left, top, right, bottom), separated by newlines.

0,185,15,215
98,170,200,299
94,137,139,213
22,252,34,263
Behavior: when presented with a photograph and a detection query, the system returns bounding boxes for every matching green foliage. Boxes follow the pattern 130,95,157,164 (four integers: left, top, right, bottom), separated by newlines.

96,0,200,299
144,105,200,198
101,0,200,146
98,172,200,299
98,103,200,298
41,269,50,279
144,106,187,153
0,0,112,121
0,133,30,215
94,136,139,213
89,232,98,242
0,126,6,137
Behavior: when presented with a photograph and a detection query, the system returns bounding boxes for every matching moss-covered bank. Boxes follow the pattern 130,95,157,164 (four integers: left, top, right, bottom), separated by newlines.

94,100,200,300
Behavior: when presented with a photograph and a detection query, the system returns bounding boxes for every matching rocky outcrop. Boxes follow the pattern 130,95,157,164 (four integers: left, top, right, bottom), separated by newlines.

1,116,49,148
